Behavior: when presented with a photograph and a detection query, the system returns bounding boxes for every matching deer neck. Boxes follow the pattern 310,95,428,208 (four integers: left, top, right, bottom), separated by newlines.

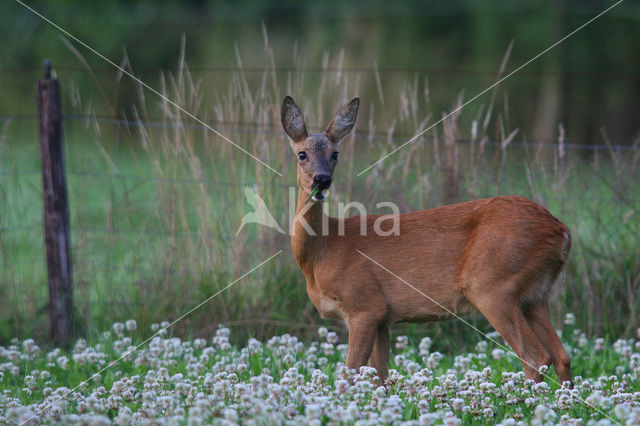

291,186,327,278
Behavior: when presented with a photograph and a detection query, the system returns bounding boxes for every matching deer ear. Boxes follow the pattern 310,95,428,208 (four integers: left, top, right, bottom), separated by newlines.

325,97,359,144
281,96,307,143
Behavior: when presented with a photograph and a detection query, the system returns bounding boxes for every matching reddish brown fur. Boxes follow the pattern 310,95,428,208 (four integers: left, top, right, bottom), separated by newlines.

282,96,572,386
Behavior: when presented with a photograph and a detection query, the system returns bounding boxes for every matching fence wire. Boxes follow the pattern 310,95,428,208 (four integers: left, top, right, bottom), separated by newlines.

0,113,636,153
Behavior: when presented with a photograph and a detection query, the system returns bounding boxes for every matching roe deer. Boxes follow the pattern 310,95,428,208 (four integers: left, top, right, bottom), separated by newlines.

281,96,572,386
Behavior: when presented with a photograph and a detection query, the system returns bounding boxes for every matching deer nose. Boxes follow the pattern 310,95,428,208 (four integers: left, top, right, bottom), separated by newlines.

313,174,332,189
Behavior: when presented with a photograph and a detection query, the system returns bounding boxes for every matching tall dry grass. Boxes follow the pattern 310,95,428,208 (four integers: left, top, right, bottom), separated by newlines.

1,38,639,347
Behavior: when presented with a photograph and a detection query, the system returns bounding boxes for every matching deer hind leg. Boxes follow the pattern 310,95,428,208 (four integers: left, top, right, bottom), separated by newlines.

523,303,572,385
346,314,378,375
368,325,390,386
466,289,551,382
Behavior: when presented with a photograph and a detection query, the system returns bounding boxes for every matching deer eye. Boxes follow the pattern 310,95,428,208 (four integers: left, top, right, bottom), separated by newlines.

298,151,307,161
331,151,339,161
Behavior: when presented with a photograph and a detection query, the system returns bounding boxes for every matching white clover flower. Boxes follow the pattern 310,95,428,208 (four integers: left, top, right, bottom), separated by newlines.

395,335,409,351
533,381,549,395
585,392,602,407
320,342,335,356
406,360,420,375
544,409,557,423
326,331,339,345
612,404,629,421
476,341,488,353
419,413,437,426
56,356,69,370
443,411,462,425
114,406,132,425
386,369,404,385
246,338,261,354
417,399,430,412
305,404,322,418
73,339,87,353
345,402,360,420
216,326,230,338
223,407,238,422
380,408,396,423
316,327,328,340
578,333,588,348
491,349,505,360
627,408,640,425
112,322,125,336
534,404,549,420
451,398,465,411
335,379,349,394
22,339,40,355
5,406,36,425
419,337,432,355
125,319,137,331
600,397,613,410
187,407,203,426
375,386,387,398
564,313,576,326
426,352,443,369
356,380,372,393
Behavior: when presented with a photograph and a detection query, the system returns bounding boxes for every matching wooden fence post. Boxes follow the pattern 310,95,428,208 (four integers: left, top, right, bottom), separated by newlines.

38,60,74,348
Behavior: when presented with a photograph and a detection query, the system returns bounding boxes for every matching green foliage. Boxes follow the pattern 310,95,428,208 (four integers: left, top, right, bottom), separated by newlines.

0,322,638,423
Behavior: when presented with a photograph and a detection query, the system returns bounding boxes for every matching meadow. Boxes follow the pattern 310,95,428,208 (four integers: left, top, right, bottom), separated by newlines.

1,45,640,423
1,319,639,424
1,47,639,345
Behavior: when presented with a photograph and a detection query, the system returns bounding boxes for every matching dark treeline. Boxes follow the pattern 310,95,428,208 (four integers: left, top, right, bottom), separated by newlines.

2,0,639,145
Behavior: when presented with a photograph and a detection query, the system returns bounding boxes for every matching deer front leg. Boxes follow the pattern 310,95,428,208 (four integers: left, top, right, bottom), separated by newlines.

368,325,390,386
346,314,378,375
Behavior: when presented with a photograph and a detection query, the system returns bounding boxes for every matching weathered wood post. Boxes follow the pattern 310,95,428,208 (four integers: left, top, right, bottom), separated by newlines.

38,60,73,347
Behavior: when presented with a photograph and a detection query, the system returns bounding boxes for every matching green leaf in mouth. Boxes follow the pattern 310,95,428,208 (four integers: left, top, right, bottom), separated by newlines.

307,188,321,203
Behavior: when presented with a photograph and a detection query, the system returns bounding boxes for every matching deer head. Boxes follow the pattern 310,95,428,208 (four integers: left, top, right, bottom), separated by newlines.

281,96,359,201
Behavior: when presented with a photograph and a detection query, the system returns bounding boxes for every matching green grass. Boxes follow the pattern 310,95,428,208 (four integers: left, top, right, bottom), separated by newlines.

0,52,639,349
